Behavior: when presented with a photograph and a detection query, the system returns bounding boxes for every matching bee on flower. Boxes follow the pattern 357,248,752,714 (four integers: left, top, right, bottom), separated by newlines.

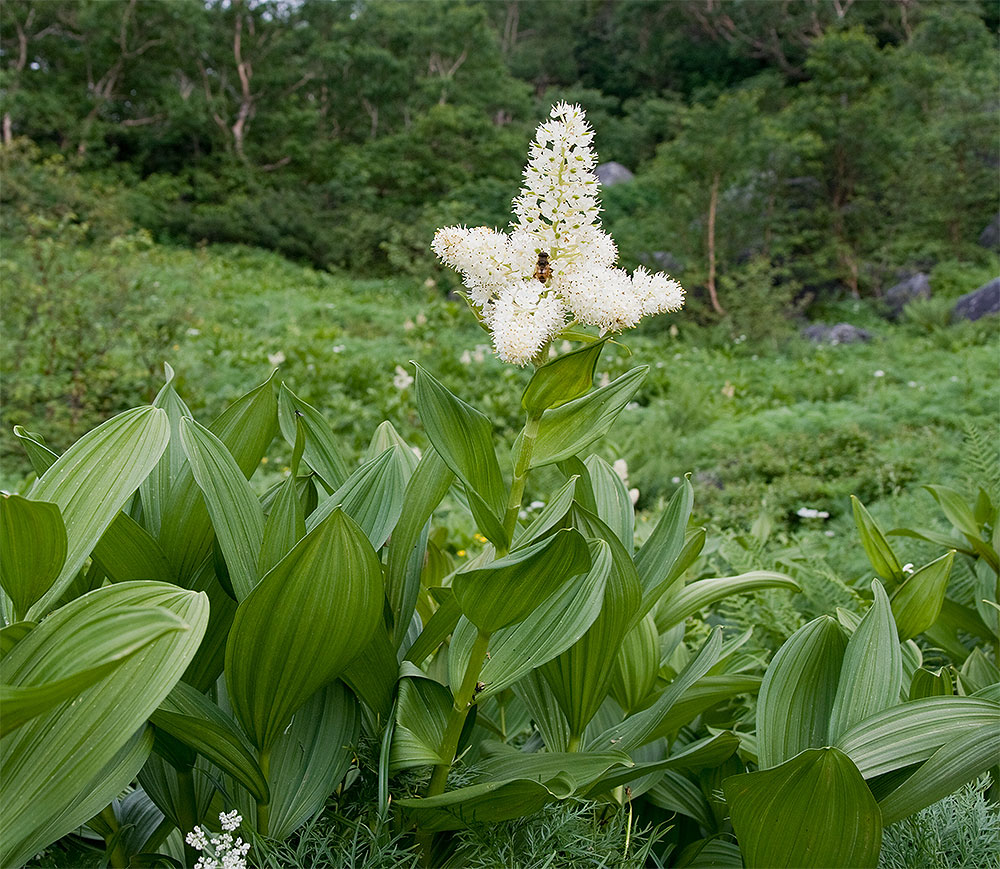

432,102,684,366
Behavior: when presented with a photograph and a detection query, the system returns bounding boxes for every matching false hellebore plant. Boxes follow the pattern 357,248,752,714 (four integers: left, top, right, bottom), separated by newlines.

0,104,997,869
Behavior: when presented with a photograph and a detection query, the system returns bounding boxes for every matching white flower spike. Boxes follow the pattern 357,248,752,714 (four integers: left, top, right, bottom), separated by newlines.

433,103,684,365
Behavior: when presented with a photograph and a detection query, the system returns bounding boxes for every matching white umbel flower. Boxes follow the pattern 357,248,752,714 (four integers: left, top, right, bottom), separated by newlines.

432,103,683,364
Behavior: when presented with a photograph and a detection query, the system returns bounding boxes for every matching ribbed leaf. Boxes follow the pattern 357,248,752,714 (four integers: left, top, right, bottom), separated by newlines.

140,363,192,537
225,509,383,751
404,590,462,665
521,340,605,413
756,616,847,768
453,528,590,632
306,446,407,550
391,667,453,772
633,477,695,620
909,667,954,700
397,779,556,832
0,622,35,658
890,551,954,640
1,605,186,737
584,455,634,551
475,540,611,699
414,363,506,520
1,583,208,866
150,680,268,802
646,770,714,828
385,447,454,646
512,668,571,752
278,384,350,491
724,747,882,869
527,367,648,468
852,496,905,585
475,750,631,791
91,511,174,584
660,571,800,632
363,421,420,478
829,580,902,741
12,426,58,476
0,494,66,619
511,475,578,548
342,625,398,720
25,407,170,617
611,612,660,714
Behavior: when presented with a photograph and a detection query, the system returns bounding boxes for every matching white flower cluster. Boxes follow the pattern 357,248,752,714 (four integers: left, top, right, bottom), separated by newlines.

432,102,684,365
185,811,250,869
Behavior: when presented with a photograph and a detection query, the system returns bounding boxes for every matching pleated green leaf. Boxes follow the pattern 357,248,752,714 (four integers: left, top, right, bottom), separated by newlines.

512,668,571,752
852,496,905,585
414,363,506,519
1,605,186,737
877,726,1000,825
756,616,848,769
646,770,714,829
342,625,398,720
648,674,763,742
584,455,635,551
363,421,421,479
0,494,66,619
390,668,453,772
475,750,632,792
909,667,954,700
140,363,192,537
397,779,556,832
475,540,611,699
180,417,265,601
91,511,174,584
511,475,578,548
9,728,154,869
306,446,407,550
237,682,360,840
159,373,277,583
404,589,462,665
633,477,695,620
1,582,208,867
662,571,800,631
611,612,660,714
453,528,590,632
225,508,383,751
257,471,306,577
724,747,882,869
24,407,170,618
150,680,268,802
890,551,955,640
829,580,902,741
0,622,35,658
834,696,1000,779
12,426,58,476
278,384,350,491
521,340,605,413
385,447,454,646
527,367,648,468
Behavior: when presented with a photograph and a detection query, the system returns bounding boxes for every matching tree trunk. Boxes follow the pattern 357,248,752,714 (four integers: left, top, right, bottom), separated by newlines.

706,172,726,315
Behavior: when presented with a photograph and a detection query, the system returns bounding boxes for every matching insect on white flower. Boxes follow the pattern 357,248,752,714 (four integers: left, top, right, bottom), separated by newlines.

432,103,684,365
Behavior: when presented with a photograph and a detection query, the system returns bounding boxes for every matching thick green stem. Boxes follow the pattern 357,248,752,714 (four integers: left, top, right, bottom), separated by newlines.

98,805,128,869
567,732,582,753
501,409,543,550
256,748,272,838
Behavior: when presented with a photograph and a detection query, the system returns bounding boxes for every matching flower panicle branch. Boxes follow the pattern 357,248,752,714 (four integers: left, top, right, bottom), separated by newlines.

432,102,684,366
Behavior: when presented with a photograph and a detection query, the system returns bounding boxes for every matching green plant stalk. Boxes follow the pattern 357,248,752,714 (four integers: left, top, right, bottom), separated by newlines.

567,732,582,753
177,766,200,868
257,748,272,838
97,804,128,869
501,408,543,551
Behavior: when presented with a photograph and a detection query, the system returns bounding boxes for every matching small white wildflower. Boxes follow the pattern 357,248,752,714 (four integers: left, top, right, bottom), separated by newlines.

796,507,830,520
186,827,209,850
460,349,473,365
186,327,201,336
186,813,248,869
332,344,345,353
629,487,640,505
267,350,286,366
393,365,414,390
671,476,681,484
902,562,915,575
403,318,415,331
612,459,629,483
874,370,885,378
219,811,242,832
529,500,546,511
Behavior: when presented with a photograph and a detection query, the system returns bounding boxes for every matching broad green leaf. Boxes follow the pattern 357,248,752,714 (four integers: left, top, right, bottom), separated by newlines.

834,696,1000,778
342,625,398,720
475,750,631,792
1,605,186,737
877,726,1000,825
829,580,902,741
540,513,640,737
9,728,154,869
12,426,58,476
633,477,695,619
660,571,800,632
278,384,350,491
0,494,66,619
890,551,954,641
0,622,34,658
180,417,265,601
226,509,383,751
391,668,453,772
611,612,660,714
476,540,611,699
646,770,714,828
453,528,590,632
140,363,193,537
651,675,763,741
527,367,648,468
159,374,278,583
138,748,216,834
397,779,556,832
1,583,208,866
512,668,571,752
909,667,954,700
386,447,454,646
651,530,707,633
25,407,170,617
150,680,268,802
591,628,724,753
724,747,882,869
306,446,407,550
511,475,578,548
414,363,506,519
924,484,982,540
960,648,1000,693
756,616,847,768
363,421,420,479
91,511,174,584
109,788,166,859
180,560,237,692
234,682,359,840
852,496,905,585
257,471,306,576
405,590,462,665
584,455,634,551
521,340,606,413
